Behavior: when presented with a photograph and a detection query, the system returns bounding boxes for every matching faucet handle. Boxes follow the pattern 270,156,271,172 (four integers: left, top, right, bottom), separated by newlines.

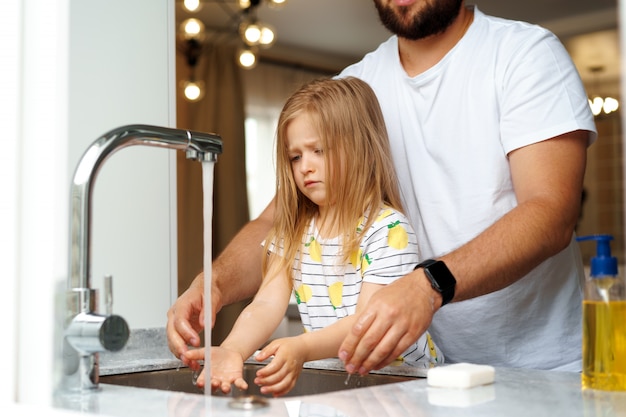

104,274,113,316
100,314,129,351
65,312,129,354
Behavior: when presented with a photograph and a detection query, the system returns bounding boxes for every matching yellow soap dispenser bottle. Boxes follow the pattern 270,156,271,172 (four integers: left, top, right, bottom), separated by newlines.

577,234,626,391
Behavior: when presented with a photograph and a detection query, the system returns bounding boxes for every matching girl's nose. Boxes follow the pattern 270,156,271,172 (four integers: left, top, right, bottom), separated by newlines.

299,155,313,173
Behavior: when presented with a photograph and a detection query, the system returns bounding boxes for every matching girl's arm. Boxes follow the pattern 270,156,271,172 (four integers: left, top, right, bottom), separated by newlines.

299,281,383,361
206,258,291,394
258,281,384,363
252,281,383,396
220,260,292,359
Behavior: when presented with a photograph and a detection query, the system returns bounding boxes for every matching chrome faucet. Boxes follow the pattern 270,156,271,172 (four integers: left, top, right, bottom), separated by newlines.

62,124,222,391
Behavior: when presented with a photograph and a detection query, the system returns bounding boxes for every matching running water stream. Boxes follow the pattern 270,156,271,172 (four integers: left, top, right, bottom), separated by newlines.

202,160,215,397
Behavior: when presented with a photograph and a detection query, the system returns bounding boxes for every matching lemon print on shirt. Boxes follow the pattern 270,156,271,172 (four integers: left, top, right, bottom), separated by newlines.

295,284,312,304
305,236,322,262
427,333,439,366
361,253,372,273
356,216,365,233
350,248,363,270
328,282,344,309
388,220,409,250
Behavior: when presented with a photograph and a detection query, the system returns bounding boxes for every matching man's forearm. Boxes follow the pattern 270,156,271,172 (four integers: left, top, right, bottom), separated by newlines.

442,133,587,303
212,200,275,309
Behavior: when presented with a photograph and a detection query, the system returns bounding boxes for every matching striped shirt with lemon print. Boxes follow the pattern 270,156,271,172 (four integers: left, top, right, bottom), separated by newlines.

291,205,444,368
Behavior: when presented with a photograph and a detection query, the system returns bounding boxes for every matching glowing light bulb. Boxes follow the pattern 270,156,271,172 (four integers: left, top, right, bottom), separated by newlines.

183,0,201,12
182,18,205,39
243,24,262,45
603,97,619,114
589,96,620,116
268,0,287,7
184,81,203,101
259,26,275,46
589,97,603,116
238,49,257,69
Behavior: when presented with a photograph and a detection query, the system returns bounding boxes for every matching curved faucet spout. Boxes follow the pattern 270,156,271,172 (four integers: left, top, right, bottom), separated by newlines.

69,124,222,292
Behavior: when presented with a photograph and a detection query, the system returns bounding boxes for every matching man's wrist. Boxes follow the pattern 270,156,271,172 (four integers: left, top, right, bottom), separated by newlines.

414,259,456,307
410,268,441,311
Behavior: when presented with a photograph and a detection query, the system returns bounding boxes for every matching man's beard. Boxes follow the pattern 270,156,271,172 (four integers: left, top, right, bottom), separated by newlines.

374,0,463,40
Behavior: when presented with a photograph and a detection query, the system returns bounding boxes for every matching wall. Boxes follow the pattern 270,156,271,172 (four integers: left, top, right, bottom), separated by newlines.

68,0,176,329
1,0,175,407
0,0,58,406
13,0,70,406
564,29,624,263
577,108,624,263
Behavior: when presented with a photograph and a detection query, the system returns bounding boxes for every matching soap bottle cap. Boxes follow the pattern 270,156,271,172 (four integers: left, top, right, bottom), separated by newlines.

576,234,618,277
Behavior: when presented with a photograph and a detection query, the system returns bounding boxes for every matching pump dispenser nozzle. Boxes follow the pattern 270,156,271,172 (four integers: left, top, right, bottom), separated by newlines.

576,234,617,278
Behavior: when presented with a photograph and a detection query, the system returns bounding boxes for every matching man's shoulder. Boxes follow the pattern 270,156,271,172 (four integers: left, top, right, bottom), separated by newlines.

338,35,397,80
476,7,556,44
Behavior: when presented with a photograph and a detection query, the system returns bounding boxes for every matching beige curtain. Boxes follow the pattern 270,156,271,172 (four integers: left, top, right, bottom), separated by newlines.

176,43,250,343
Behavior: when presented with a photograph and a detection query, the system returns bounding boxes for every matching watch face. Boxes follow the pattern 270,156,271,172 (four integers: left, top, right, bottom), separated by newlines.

427,261,454,287
421,260,456,306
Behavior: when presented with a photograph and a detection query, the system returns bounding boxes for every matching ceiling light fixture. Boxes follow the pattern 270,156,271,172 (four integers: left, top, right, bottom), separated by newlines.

587,66,620,117
240,21,276,47
178,0,287,88
179,21,205,102
234,0,282,66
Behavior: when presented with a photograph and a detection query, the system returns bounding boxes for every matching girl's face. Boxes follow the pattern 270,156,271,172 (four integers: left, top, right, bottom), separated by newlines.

286,113,330,211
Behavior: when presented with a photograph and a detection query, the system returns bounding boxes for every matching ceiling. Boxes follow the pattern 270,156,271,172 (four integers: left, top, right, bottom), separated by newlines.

177,0,620,85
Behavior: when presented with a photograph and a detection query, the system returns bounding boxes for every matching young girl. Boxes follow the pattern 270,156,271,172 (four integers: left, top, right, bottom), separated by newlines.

184,77,443,397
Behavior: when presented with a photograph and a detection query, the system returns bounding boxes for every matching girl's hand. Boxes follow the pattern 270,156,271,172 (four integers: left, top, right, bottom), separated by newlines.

253,337,306,397
208,346,248,393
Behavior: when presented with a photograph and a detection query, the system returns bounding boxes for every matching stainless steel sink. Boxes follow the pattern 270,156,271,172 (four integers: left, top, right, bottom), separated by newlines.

100,363,415,397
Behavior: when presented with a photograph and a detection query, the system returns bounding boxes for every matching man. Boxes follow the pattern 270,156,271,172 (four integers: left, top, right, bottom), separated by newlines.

167,0,596,374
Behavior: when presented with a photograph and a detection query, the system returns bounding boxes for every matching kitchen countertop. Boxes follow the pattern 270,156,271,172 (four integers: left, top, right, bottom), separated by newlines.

99,327,182,375
53,328,626,417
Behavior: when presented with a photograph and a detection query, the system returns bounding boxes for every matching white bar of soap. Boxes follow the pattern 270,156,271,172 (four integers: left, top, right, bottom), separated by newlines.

427,363,495,389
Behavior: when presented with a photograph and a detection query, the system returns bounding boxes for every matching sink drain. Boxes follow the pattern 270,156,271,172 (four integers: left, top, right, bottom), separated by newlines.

228,395,270,410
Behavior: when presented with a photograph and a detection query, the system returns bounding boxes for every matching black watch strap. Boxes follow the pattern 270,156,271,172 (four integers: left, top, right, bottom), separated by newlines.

415,259,456,306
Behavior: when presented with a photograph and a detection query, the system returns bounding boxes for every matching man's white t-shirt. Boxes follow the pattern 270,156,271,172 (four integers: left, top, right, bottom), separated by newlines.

340,6,597,370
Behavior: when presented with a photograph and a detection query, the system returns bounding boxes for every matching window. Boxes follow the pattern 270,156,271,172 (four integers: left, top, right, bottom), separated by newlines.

245,114,278,219
242,62,328,219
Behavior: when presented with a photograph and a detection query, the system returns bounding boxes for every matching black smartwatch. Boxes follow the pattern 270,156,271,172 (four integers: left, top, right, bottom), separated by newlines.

415,259,456,306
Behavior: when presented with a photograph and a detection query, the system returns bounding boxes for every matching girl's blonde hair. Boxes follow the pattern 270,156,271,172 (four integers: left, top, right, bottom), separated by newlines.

263,76,405,278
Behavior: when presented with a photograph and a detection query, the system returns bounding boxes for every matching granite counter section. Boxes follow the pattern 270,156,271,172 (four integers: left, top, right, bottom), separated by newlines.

100,327,182,375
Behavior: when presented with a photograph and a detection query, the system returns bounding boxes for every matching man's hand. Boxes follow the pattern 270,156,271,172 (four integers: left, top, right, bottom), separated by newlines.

166,199,275,361
338,270,439,374
166,273,210,361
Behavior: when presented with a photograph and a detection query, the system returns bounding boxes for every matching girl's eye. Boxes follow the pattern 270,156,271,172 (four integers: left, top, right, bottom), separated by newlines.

290,155,301,162
314,148,323,155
